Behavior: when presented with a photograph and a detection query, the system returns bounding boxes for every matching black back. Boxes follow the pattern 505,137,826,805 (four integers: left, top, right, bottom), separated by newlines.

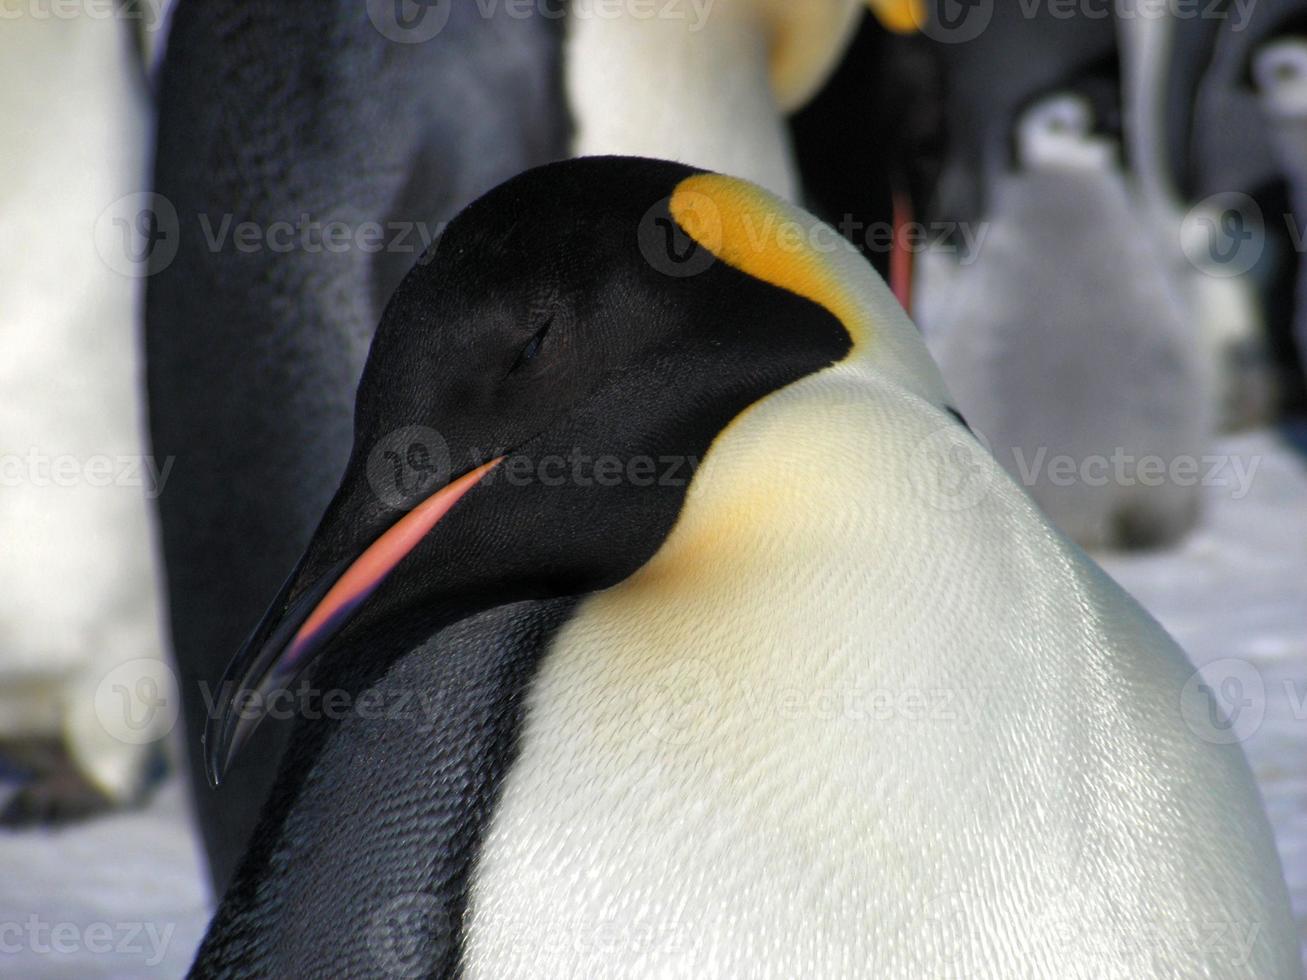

189,599,577,978
146,0,570,895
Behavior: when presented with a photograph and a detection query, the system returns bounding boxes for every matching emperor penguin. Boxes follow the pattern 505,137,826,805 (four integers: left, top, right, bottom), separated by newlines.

919,92,1212,550
148,0,918,896
190,158,1299,978
1256,37,1307,394
0,6,169,819
1117,0,1275,432
564,0,922,199
1190,0,1307,412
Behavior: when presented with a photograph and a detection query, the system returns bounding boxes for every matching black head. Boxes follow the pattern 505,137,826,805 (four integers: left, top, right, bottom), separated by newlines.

205,156,854,781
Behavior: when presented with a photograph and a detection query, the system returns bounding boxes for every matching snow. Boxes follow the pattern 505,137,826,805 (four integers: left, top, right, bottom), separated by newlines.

1097,424,1307,968
0,427,1302,978
0,779,209,977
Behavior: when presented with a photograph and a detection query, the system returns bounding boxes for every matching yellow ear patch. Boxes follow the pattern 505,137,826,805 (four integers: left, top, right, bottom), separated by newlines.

668,173,870,349
866,0,925,34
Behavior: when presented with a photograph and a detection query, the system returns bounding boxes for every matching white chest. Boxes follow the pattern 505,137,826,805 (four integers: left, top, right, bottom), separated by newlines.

461,376,1298,978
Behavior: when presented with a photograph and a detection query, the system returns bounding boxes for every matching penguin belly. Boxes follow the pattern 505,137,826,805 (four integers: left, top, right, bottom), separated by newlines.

0,11,166,809
461,370,1297,978
564,0,863,200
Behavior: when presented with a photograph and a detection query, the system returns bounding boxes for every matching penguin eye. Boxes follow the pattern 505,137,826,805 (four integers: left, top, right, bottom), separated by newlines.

510,317,552,374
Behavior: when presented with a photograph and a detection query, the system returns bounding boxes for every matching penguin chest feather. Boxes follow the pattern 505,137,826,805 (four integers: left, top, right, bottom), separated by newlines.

461,368,1299,979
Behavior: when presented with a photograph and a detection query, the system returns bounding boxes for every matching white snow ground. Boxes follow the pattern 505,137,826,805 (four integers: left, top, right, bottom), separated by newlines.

1096,425,1307,970
0,427,1303,978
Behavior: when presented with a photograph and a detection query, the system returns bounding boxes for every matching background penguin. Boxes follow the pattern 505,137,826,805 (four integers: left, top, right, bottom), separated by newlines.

914,0,1118,233
904,3,1224,549
146,0,571,896
1256,37,1307,402
1190,0,1307,414
1118,0,1275,432
0,6,169,821
920,92,1212,550
191,158,1299,978
565,0,918,199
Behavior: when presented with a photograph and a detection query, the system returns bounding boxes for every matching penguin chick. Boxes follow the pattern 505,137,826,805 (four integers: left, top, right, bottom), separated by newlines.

919,93,1212,550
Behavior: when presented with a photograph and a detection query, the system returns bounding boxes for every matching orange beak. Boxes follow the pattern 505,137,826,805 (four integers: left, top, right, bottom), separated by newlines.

203,457,503,786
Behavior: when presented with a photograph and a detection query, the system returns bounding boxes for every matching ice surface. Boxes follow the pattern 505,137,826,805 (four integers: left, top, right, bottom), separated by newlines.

0,779,208,977
1097,426,1307,969
0,428,1302,977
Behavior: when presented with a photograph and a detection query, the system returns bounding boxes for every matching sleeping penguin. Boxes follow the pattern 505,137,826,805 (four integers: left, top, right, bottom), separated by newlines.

148,0,926,896
190,157,1300,979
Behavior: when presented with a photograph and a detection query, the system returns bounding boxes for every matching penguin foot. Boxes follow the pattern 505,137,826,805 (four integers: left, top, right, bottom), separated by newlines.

0,771,115,828
1110,493,1203,552
0,740,116,829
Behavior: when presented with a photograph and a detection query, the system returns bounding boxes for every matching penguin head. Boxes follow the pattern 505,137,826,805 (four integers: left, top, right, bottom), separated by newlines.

1254,38,1307,115
205,155,943,783
1015,92,1116,172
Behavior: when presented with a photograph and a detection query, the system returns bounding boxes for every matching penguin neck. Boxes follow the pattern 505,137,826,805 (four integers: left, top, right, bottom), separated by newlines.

564,1,800,199
641,176,954,589
669,172,952,409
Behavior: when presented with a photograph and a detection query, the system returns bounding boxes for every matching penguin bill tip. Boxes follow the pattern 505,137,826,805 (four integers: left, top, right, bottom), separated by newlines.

202,703,242,789
200,457,507,789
